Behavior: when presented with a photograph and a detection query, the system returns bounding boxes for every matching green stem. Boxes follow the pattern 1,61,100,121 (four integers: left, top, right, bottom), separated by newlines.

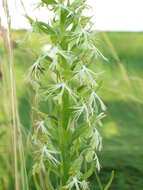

94,169,103,190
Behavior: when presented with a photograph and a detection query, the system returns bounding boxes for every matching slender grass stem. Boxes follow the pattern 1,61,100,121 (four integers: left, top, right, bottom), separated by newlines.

2,1,29,189
102,32,130,86
2,1,19,189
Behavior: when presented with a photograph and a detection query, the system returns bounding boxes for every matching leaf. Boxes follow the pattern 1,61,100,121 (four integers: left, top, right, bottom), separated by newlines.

104,171,115,190
77,85,87,93
80,16,92,27
45,169,55,190
33,175,41,190
82,164,94,180
69,156,83,176
85,150,94,163
61,89,71,129
60,5,69,28
72,124,88,142
25,15,33,25
33,21,55,36
48,115,58,124
42,0,57,5
71,0,86,9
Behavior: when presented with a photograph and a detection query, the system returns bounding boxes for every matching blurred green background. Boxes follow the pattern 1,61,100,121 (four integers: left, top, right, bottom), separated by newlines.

0,31,143,189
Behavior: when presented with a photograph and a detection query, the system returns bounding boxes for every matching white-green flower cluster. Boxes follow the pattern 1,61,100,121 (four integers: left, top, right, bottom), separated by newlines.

28,0,106,189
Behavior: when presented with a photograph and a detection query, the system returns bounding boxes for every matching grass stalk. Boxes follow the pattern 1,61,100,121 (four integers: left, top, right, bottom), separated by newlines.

2,1,19,189
102,32,131,86
2,1,29,190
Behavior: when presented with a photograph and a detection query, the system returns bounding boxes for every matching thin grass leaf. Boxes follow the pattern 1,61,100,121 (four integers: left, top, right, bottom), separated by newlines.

104,171,115,190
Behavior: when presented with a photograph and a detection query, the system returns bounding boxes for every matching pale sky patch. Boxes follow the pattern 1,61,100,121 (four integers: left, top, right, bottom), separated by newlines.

0,0,143,31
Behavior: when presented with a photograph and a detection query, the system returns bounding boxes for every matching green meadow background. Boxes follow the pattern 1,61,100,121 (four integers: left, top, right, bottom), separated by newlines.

0,31,143,189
